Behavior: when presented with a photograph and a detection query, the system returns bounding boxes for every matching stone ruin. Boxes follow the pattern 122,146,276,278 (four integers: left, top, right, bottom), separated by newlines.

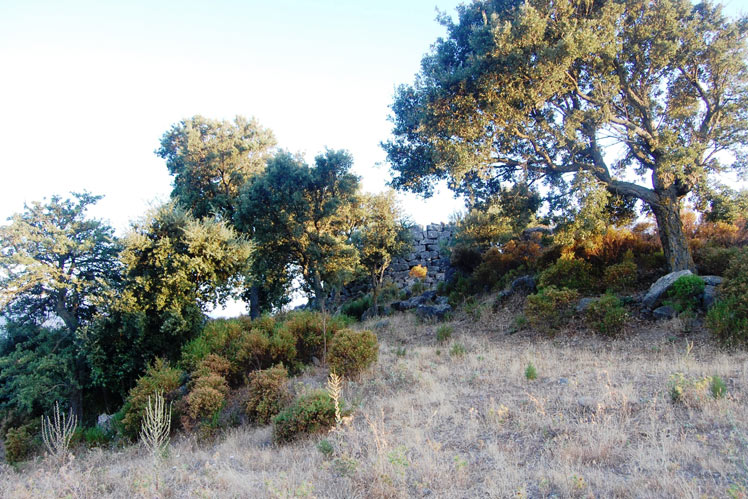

385,223,455,289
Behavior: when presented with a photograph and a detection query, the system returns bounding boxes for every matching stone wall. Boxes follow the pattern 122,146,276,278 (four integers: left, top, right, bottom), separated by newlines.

385,223,455,289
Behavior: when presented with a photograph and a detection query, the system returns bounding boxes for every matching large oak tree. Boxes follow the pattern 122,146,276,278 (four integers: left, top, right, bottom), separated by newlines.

384,0,748,271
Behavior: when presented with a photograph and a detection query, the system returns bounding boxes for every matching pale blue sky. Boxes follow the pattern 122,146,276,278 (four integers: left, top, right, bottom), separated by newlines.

0,0,467,232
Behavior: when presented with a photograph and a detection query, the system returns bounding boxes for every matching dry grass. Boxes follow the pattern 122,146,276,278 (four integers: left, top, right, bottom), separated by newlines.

2,300,748,498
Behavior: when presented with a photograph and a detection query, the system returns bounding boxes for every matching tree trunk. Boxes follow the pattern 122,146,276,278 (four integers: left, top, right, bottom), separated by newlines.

249,284,260,319
650,197,695,272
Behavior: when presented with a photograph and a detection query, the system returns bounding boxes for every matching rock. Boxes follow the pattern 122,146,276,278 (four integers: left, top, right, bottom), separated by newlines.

361,305,389,321
653,305,677,320
558,378,569,385
701,275,723,286
436,295,449,305
702,285,718,310
576,297,597,313
642,270,693,309
415,303,452,320
420,290,437,301
97,413,114,432
510,275,537,295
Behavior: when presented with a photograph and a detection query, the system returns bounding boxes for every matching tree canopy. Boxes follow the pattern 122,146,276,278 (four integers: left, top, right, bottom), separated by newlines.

156,115,276,220
383,0,748,271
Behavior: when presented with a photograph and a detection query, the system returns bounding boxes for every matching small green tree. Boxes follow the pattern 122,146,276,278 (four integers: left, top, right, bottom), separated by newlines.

353,191,411,309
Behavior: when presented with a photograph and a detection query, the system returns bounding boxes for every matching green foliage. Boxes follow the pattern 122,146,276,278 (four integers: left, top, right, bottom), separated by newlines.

669,373,711,405
436,324,453,343
245,365,292,425
666,275,706,313
0,192,120,332
449,342,467,357
524,363,537,381
353,191,411,308
524,286,580,334
281,311,350,365
120,359,182,440
87,203,250,398
707,297,748,348
538,259,595,293
237,150,361,310
0,323,80,422
384,0,748,273
585,294,629,336
157,115,276,221
328,329,379,378
4,422,37,464
340,295,372,321
272,391,338,443
693,245,740,276
710,376,727,399
317,438,334,457
185,356,229,423
449,244,483,274
603,260,638,292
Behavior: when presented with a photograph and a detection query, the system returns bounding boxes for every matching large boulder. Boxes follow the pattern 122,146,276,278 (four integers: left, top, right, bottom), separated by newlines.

702,285,719,310
415,303,452,321
642,270,693,309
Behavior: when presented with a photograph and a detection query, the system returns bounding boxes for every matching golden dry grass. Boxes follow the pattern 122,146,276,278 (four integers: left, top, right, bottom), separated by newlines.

2,300,748,498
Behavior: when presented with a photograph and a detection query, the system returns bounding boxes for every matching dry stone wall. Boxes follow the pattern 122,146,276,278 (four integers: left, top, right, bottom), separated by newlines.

386,223,455,289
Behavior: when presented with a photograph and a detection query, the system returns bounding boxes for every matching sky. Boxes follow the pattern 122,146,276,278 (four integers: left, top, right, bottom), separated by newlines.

0,0,469,234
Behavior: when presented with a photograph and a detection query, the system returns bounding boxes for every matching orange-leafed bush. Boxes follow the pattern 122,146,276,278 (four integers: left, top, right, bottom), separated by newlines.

245,365,292,424
185,355,230,422
409,265,428,280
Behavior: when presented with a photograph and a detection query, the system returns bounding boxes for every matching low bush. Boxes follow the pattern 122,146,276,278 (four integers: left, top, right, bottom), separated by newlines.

669,372,712,406
603,258,638,292
272,391,338,443
120,358,182,440
340,295,372,321
4,423,36,464
185,355,230,422
328,329,379,378
707,298,748,347
665,275,705,314
586,294,629,336
538,258,595,293
436,324,453,343
281,311,350,365
245,365,292,425
524,286,580,334
693,245,740,276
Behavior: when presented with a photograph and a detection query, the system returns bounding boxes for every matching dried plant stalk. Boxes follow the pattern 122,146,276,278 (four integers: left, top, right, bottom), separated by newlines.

42,401,77,465
326,372,343,426
140,391,172,457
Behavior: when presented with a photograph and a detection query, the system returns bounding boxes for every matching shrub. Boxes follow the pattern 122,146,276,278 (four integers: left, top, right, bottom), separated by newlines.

4,424,34,464
665,275,706,313
281,311,349,365
524,286,580,334
586,294,629,336
180,317,250,375
693,245,740,276
436,324,453,343
185,355,230,422
538,258,595,293
524,362,537,380
340,295,372,321
707,298,748,347
245,365,292,425
328,329,379,378
272,391,338,443
669,372,711,406
81,426,110,447
449,342,466,357
603,259,638,292
710,375,727,399
450,244,483,273
409,264,428,280
121,358,182,440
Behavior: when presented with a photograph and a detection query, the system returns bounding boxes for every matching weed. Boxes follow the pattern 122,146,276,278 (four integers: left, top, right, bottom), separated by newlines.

42,401,77,465
436,324,453,343
317,438,334,458
525,362,538,381
710,375,727,399
140,391,172,458
450,342,466,357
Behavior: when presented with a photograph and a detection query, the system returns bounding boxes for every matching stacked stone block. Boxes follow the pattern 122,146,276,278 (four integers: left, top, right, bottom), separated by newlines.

385,223,454,289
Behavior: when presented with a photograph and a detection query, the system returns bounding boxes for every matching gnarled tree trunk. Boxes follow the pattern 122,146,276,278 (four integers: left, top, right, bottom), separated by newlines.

650,196,695,272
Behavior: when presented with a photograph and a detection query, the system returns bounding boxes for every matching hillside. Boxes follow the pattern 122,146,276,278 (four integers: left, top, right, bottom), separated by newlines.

2,300,747,498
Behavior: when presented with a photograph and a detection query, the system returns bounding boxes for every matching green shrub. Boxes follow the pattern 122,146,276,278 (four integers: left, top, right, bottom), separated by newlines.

282,311,349,365
665,275,706,313
449,342,466,357
328,329,379,378
603,260,638,292
538,258,595,292
245,365,293,425
707,298,748,347
74,426,111,448
121,358,182,440
524,362,537,380
449,244,483,274
524,286,580,334
436,324,453,343
710,376,727,399
340,295,372,321
272,391,338,443
185,355,230,422
4,424,34,464
693,245,740,276
180,317,250,374
586,294,629,336
669,372,711,405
